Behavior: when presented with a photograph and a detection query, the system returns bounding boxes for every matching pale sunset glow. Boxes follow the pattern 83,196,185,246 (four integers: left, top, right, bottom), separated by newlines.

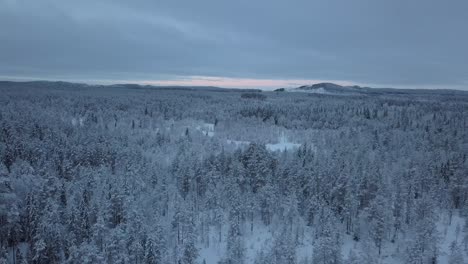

135,76,356,89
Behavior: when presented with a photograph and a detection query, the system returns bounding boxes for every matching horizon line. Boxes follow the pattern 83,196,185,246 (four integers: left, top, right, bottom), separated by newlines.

0,75,467,91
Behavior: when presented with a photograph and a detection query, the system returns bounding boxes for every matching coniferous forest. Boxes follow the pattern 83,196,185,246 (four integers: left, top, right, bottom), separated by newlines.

1,81,467,264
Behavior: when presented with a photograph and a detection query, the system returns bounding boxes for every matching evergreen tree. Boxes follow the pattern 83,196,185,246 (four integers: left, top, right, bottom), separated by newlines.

312,209,342,264
272,228,296,264
0,245,8,264
367,192,392,255
448,241,464,264
404,195,439,264
223,201,245,264
346,250,360,264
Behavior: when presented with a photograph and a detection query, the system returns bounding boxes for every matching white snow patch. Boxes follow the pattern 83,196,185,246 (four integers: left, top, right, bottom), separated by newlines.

266,142,301,152
437,213,467,264
197,212,467,264
288,87,330,94
266,133,301,152
196,123,215,137
71,117,85,127
227,139,250,148
312,87,327,94
198,224,276,264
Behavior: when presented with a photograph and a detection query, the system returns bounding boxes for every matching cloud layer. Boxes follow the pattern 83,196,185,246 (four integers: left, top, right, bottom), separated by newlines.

1,0,467,89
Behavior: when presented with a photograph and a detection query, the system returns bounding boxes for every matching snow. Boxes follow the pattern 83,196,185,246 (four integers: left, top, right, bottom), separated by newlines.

311,87,328,94
244,228,272,263
4,84,467,264
197,212,468,264
196,123,215,137
266,133,301,152
198,226,227,264
266,142,301,152
437,212,467,264
288,87,330,94
71,117,85,127
7,243,28,264
197,223,278,264
226,139,250,148
226,134,301,152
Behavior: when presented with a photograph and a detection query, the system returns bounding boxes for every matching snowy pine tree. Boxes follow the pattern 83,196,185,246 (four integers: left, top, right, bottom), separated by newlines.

448,241,464,264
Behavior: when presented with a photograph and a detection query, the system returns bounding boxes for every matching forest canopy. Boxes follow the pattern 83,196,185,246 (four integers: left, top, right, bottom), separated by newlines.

0,81,467,264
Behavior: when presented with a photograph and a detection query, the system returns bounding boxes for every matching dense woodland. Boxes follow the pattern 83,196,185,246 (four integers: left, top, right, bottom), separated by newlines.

0,82,468,264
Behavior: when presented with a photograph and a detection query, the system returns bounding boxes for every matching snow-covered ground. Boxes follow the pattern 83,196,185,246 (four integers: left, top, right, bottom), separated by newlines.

196,123,215,137
226,139,250,148
266,133,301,152
198,223,304,264
287,87,331,94
226,133,301,152
71,117,85,127
437,213,467,264
198,212,467,264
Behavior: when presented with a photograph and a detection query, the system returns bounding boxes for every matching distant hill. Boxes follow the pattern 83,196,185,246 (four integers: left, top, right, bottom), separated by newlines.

296,82,366,95
0,80,466,97
293,82,468,97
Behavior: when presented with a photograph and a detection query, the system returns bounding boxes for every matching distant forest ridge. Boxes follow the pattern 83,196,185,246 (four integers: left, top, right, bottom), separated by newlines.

1,80,468,95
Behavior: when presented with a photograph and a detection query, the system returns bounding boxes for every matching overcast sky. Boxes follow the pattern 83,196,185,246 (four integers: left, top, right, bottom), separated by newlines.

1,0,467,89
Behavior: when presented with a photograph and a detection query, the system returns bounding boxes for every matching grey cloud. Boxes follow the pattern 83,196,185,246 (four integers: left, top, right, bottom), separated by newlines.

0,0,467,88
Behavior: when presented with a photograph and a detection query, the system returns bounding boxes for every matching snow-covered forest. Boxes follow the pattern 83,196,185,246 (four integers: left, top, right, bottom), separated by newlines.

1,81,467,264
